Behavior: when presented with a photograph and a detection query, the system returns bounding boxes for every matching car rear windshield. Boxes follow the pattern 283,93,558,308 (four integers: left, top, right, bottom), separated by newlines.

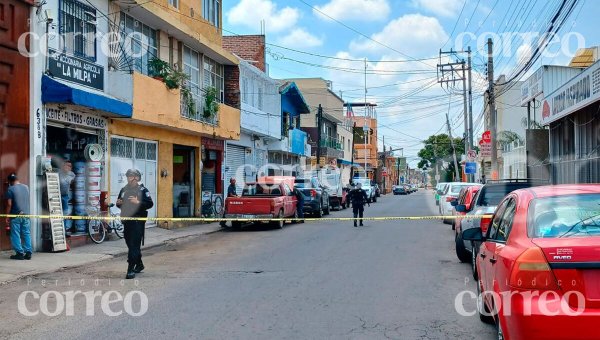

477,184,533,206
528,194,600,238
242,184,282,196
450,184,472,194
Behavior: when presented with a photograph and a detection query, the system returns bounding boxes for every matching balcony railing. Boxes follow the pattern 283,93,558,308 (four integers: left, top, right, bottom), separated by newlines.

180,91,218,125
319,137,343,150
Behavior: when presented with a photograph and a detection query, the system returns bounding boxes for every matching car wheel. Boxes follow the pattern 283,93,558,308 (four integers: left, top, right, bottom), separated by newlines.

455,233,470,263
292,209,299,224
472,244,479,280
477,281,495,324
275,210,284,229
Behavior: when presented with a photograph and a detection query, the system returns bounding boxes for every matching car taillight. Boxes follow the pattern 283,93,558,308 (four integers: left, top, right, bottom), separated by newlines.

509,247,559,290
446,196,457,202
480,217,492,234
310,189,317,198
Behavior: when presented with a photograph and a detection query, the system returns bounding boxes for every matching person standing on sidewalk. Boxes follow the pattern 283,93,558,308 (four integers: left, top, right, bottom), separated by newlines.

59,158,75,233
348,182,369,227
116,169,153,279
5,173,32,260
220,178,238,227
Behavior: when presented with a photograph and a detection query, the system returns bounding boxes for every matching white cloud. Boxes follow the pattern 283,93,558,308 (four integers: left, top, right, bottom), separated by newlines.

349,14,448,57
313,0,390,22
277,28,324,48
412,0,464,18
227,0,300,33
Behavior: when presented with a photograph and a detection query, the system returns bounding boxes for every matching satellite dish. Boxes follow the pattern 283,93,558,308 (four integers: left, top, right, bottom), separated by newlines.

84,144,104,162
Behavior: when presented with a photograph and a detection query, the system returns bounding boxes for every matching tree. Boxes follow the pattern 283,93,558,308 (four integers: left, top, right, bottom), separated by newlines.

417,134,465,182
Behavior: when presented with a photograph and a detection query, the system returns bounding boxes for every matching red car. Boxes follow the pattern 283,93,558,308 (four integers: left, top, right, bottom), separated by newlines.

462,184,600,340
451,184,482,231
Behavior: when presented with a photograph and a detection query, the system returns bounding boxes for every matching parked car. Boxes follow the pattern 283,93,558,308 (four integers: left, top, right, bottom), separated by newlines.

456,179,547,278
439,182,479,224
435,182,449,205
353,177,377,203
449,185,482,249
462,184,600,340
223,176,297,229
393,184,408,195
294,176,330,217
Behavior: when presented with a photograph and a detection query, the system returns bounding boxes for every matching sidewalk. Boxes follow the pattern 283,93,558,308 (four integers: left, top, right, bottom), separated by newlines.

0,223,223,285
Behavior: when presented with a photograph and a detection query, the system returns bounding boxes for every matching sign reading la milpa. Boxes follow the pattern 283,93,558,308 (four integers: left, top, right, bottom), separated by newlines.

542,60,600,125
47,48,104,91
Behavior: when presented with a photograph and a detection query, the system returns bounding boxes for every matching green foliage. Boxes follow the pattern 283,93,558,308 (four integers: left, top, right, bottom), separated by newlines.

203,86,219,119
417,134,465,170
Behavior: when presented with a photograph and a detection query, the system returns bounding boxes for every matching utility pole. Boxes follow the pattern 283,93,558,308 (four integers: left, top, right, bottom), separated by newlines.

364,58,368,178
446,110,461,182
467,46,474,156
350,122,356,182
461,59,469,162
316,104,323,170
487,38,498,179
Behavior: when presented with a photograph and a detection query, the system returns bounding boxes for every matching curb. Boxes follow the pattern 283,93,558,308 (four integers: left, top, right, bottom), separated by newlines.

0,226,224,286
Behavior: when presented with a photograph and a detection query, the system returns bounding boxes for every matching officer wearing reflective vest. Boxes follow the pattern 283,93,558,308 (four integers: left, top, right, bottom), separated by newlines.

117,169,153,279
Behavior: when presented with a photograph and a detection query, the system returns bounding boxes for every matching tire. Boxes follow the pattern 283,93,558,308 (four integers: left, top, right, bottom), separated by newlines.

472,244,479,280
276,210,285,229
292,209,299,224
88,220,106,244
316,203,323,218
455,233,470,263
477,281,496,324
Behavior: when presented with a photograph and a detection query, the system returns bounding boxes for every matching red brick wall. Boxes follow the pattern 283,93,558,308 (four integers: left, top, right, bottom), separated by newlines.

222,35,266,72
224,65,240,109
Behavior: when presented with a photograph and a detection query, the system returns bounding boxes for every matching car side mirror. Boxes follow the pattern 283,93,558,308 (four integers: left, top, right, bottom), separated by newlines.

450,200,458,206
455,204,466,212
462,228,485,242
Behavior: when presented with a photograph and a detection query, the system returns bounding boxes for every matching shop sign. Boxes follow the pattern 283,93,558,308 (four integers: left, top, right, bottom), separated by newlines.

202,138,224,151
46,106,107,129
479,139,491,158
520,67,544,105
47,49,104,91
542,61,600,125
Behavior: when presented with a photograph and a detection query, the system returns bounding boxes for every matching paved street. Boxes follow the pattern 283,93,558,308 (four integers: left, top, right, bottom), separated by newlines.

0,191,495,339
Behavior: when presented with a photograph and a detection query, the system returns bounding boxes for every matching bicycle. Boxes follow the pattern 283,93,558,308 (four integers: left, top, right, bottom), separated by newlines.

87,203,124,244
201,195,224,218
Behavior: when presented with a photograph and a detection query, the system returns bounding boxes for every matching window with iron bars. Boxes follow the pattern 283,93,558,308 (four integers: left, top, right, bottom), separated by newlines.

59,0,97,60
119,12,158,76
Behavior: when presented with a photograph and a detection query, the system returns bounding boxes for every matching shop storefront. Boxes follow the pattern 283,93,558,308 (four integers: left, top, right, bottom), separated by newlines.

201,138,224,195
45,105,108,234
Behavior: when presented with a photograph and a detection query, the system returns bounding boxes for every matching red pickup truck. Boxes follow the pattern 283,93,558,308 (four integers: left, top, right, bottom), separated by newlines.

223,176,298,229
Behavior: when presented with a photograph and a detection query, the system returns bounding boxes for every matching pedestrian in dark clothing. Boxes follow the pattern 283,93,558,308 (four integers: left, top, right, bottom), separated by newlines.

117,169,153,279
348,183,369,227
6,174,32,260
221,178,238,227
293,186,304,223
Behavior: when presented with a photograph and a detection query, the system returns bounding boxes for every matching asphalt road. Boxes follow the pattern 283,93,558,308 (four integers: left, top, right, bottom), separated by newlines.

0,190,496,339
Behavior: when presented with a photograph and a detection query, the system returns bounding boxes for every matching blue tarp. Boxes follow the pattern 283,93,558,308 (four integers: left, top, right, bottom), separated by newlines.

290,128,307,156
41,75,132,118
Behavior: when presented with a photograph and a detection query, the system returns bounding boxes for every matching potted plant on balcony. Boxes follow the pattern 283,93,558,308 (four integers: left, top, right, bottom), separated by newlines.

203,86,219,119
148,57,189,90
148,57,169,82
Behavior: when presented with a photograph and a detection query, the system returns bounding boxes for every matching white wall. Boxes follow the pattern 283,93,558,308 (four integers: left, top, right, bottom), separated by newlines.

239,61,281,139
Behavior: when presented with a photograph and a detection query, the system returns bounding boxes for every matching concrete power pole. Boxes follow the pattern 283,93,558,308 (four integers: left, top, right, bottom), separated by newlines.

467,46,474,158
316,104,323,170
487,38,498,179
446,110,461,182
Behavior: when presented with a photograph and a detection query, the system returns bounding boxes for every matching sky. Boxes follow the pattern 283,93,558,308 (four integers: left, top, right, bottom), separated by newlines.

222,0,599,166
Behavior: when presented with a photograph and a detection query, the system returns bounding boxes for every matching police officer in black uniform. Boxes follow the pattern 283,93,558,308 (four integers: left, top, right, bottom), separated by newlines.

117,169,154,279
348,182,369,227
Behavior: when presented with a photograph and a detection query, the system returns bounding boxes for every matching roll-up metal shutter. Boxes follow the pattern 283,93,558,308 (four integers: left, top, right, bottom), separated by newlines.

226,144,246,195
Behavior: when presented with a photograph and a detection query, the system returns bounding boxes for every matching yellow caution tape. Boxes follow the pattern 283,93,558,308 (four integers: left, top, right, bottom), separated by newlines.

0,214,494,223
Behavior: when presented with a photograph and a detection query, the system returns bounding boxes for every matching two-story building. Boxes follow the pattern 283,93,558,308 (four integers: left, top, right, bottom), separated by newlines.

286,78,353,181
29,0,240,248
351,103,378,179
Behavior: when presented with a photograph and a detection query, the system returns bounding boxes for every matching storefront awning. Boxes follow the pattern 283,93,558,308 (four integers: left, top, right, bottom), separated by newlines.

42,75,132,118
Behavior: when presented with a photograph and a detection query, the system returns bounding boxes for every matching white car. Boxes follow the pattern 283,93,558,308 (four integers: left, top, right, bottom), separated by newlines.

439,182,479,224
